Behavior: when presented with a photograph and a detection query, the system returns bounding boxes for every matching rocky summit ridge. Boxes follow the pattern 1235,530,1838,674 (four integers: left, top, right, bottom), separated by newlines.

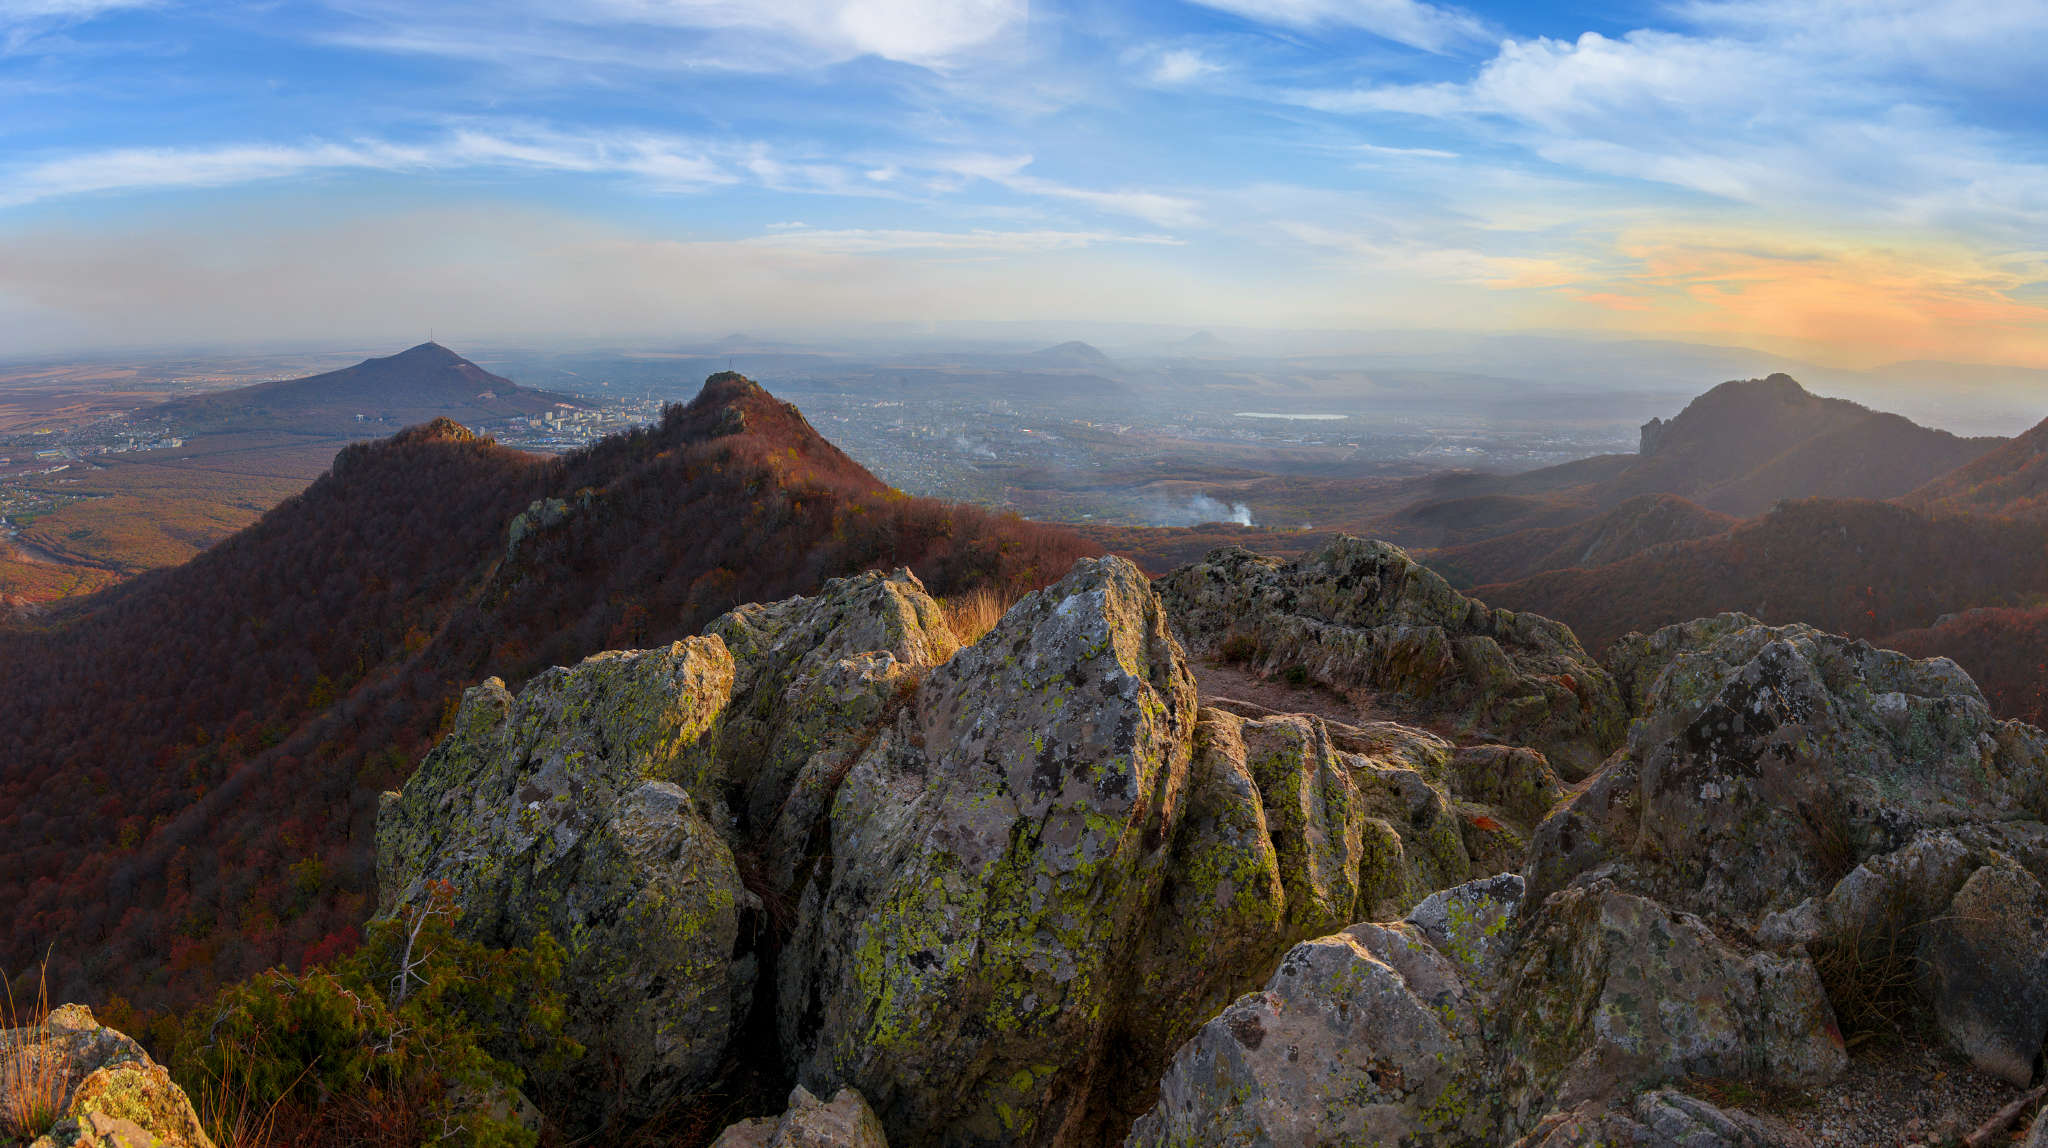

343,536,2048,1146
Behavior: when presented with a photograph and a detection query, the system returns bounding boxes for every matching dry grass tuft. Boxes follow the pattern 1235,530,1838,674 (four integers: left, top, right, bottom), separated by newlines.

943,586,1015,649
1812,887,1931,1045
1,959,64,1143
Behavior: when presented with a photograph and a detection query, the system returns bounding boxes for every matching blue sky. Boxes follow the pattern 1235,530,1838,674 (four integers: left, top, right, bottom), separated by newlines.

2,0,2045,365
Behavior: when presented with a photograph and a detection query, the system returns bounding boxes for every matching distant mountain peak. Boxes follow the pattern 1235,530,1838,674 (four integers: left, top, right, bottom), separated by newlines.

1025,340,1113,368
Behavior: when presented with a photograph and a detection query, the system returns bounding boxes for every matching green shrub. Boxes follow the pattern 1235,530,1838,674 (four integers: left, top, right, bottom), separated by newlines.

172,882,580,1148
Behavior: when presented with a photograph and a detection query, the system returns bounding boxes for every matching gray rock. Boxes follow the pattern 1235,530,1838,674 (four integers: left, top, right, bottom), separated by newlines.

2025,1106,2048,1148
1528,620,2048,924
1126,923,1493,1147
1157,536,1627,777
376,639,756,1123
1496,880,1845,1124
1919,858,2048,1084
781,556,1200,1146
710,1085,889,1148
0,1004,215,1148
1408,871,1524,982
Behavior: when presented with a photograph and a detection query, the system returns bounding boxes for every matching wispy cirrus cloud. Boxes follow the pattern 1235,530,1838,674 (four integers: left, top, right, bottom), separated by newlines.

319,0,1027,74
1187,0,1492,54
0,127,1207,231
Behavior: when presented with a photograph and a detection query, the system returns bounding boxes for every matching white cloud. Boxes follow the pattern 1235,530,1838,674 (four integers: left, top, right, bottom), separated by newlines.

1280,8,2048,240
1188,0,1491,53
0,129,746,207
322,0,1026,74
1149,47,1223,85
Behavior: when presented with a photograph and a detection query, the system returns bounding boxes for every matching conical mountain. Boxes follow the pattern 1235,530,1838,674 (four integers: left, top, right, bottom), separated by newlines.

159,341,582,432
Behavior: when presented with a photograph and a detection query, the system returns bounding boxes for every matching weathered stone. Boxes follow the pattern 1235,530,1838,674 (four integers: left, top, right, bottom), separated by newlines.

1919,859,2048,1084
1496,881,1845,1126
710,1085,890,1148
782,556,1199,1146
704,568,959,841
376,640,756,1123
1,1005,214,1148
1126,923,1493,1147
1103,705,1504,1139
1408,871,1524,983
1157,536,1627,776
1528,619,2048,924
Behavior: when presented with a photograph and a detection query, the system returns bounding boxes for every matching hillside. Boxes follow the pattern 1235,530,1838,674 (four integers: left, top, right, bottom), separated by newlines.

1612,374,1999,514
1471,497,2048,651
155,341,584,434
1424,493,1738,587
1903,414,2048,519
1378,375,2001,550
0,372,1096,1013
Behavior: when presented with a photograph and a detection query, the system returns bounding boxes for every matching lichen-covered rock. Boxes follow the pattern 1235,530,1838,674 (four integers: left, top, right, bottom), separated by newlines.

1126,923,1493,1147
376,639,755,1123
1527,619,2048,924
1158,537,1626,776
703,568,959,842
710,1085,890,1148
1105,707,1508,1137
1407,872,1524,982
1,1005,214,1148
781,556,1200,1146
1495,881,1846,1125
1919,858,2048,1084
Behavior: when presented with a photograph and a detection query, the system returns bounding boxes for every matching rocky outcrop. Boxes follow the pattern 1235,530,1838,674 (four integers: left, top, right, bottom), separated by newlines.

378,568,960,1125
377,638,753,1124
779,556,1199,1145
711,1086,890,1148
0,1005,214,1148
1533,616,2048,1084
1128,921,1493,1147
381,552,1563,1145
1128,868,1840,1146
1495,881,1843,1123
1157,537,1626,776
1530,619,2048,920
1520,1090,1805,1148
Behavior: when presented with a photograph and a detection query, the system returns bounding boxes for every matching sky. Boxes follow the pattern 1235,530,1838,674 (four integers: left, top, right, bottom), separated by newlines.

1,0,2045,366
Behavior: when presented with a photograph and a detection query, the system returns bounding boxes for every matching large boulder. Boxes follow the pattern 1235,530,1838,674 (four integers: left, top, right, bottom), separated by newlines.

1157,537,1626,776
1126,923,1494,1148
711,1085,890,1148
377,638,756,1124
1104,711,1530,1137
779,556,1200,1146
1495,880,1844,1125
1534,617,2048,1084
0,1005,213,1148
1528,619,2048,922
1919,858,2048,1084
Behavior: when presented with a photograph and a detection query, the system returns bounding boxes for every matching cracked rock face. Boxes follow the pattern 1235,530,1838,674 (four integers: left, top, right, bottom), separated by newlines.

710,1086,890,1148
1157,537,1626,777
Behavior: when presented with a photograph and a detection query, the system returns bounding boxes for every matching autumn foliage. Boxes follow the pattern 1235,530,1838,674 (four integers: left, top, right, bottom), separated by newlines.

0,373,1096,1017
